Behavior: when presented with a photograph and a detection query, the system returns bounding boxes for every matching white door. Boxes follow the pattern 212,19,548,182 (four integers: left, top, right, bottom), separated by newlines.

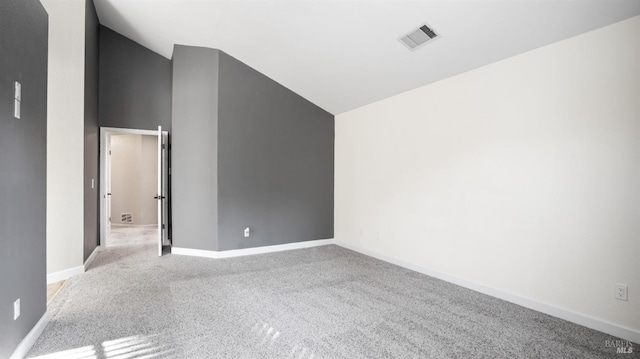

157,126,164,256
161,131,169,247
106,134,112,240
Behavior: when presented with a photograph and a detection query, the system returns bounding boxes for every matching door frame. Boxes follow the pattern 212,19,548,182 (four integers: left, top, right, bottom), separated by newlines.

99,127,169,248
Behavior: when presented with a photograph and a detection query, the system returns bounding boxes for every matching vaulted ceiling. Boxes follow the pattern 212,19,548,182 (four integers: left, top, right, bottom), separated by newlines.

94,0,640,114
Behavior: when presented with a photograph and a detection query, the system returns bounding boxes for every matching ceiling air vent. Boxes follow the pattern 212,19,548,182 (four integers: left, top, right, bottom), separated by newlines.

399,23,439,51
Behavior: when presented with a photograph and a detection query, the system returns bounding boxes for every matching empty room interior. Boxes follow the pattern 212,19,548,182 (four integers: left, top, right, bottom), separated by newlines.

1,0,639,358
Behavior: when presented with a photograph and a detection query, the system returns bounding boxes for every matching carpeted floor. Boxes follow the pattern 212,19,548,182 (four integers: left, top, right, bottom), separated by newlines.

28,226,635,358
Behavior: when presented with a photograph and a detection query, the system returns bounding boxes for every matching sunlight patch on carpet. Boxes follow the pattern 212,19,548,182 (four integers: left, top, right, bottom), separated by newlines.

30,334,173,359
29,345,96,359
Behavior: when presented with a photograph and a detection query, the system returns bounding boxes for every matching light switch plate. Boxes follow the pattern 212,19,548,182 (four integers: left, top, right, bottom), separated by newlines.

15,81,21,101
14,298,20,320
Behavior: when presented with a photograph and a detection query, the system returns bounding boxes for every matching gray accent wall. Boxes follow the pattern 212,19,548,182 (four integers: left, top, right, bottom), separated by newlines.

99,26,171,131
217,52,334,250
99,26,173,240
171,45,334,252
171,46,219,251
84,0,99,260
0,0,48,356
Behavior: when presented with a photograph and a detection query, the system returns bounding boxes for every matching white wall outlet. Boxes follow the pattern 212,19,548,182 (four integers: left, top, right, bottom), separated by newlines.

244,227,250,237
14,298,20,320
615,283,628,301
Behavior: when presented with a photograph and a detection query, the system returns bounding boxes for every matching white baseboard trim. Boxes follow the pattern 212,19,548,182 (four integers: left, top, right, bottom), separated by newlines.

111,224,157,228
336,241,640,344
170,247,218,259
47,265,84,284
46,246,102,284
172,238,335,259
9,311,50,359
84,246,101,271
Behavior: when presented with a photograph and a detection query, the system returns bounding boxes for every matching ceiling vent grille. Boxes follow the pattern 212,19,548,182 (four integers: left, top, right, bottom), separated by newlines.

399,23,439,51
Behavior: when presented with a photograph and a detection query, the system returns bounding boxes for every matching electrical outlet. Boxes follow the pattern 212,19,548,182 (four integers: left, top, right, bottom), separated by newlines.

244,227,250,237
615,283,628,301
14,298,20,320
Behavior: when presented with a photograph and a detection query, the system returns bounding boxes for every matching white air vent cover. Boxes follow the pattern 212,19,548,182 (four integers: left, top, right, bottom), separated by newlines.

121,213,132,223
399,23,439,51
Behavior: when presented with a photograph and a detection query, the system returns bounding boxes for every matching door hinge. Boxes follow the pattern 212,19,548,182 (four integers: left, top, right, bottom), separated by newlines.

109,150,111,155
162,144,165,150
162,224,165,229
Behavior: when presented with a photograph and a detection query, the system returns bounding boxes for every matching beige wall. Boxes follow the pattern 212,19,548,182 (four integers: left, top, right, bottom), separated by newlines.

335,16,640,338
110,134,158,225
42,0,85,275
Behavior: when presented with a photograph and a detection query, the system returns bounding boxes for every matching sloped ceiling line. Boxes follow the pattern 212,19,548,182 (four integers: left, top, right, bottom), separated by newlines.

94,0,640,115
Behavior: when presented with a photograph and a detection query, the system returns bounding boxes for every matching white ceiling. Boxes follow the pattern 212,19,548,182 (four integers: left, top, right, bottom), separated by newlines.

94,0,640,115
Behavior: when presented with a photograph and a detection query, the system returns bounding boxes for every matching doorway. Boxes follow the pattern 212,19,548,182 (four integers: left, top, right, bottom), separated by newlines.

100,127,170,256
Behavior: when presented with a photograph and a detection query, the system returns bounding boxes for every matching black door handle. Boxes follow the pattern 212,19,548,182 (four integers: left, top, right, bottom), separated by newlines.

154,195,165,200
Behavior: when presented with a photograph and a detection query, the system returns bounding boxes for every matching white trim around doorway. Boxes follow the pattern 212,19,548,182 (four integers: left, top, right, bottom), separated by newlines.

99,127,166,249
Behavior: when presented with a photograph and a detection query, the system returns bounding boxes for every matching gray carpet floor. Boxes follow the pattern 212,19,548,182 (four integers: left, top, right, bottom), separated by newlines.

27,226,636,358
